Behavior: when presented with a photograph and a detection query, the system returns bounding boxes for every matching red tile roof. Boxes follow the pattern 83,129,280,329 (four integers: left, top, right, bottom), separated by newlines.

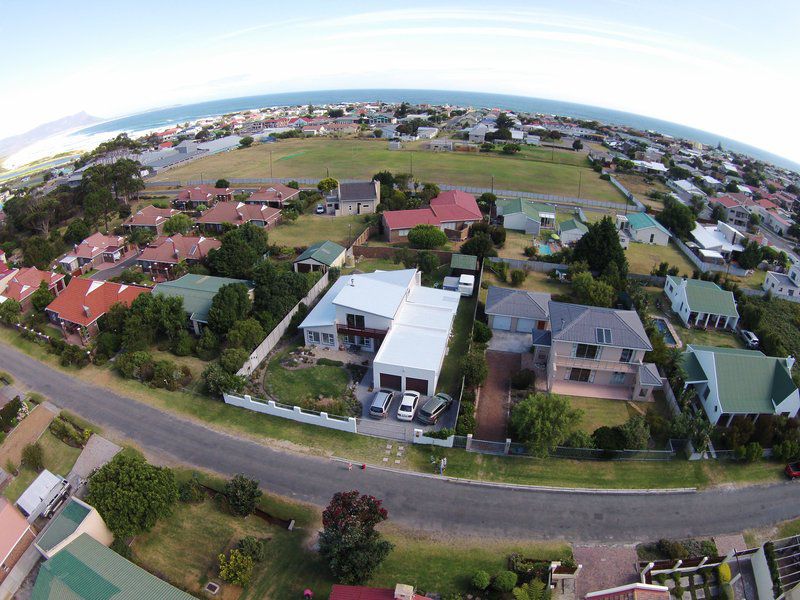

195,202,281,226
713,195,741,209
248,184,300,204
430,190,482,220
46,279,150,327
382,191,482,231
0,498,32,574
138,234,221,265
73,233,126,260
2,267,65,303
329,585,426,600
177,185,232,203
382,208,442,230
123,205,180,228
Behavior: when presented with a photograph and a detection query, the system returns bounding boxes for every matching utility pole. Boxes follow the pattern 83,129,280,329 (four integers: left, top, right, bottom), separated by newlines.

410,152,413,176
578,169,582,198
491,174,495,195
269,151,273,179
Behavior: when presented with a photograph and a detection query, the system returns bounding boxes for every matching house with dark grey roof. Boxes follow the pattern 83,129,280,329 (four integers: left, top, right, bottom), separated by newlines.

293,240,346,273
485,286,551,353
664,276,739,329
326,180,381,216
681,345,799,426
533,301,660,400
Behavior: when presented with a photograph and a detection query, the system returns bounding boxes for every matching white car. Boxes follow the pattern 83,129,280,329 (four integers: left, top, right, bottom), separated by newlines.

396,391,421,421
315,203,326,214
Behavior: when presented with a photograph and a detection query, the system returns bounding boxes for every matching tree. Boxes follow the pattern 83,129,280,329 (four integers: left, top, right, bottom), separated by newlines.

510,393,582,457
710,204,726,222
477,192,496,213
237,536,266,562
493,570,519,592
30,281,55,313
63,218,91,245
407,224,447,249
572,139,584,150
0,299,22,324
83,185,116,232
502,143,521,155
207,284,252,335
461,349,488,387
495,112,514,129
226,318,265,351
319,491,393,584
419,182,440,202
461,233,497,261
86,454,178,539
21,442,44,471
218,549,254,586
621,415,650,449
219,347,251,374
208,224,270,279
738,240,763,269
224,474,262,516
571,217,627,277
416,250,439,275
372,171,395,187
473,321,493,343
656,196,696,240
162,213,193,236
22,236,57,269
239,136,254,148
203,362,245,396
215,179,231,188
317,177,339,194
572,272,614,307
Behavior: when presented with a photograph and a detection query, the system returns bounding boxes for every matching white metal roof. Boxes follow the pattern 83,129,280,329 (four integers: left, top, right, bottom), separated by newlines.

332,269,416,318
16,469,61,516
373,323,452,372
691,225,744,253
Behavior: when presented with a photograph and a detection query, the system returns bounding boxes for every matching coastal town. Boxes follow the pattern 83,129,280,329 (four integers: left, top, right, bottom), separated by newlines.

2,98,800,599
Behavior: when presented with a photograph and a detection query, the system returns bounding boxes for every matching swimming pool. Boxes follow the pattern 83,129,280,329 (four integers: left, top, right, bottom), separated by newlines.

538,244,552,256
653,317,677,345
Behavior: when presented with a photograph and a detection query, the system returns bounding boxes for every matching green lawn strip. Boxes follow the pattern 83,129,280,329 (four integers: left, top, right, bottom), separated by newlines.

268,214,368,248
344,258,405,274
565,395,633,434
3,430,81,501
625,241,696,277
3,467,38,502
437,293,477,398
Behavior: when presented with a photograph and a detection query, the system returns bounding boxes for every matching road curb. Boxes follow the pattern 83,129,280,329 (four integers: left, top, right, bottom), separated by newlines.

331,457,697,495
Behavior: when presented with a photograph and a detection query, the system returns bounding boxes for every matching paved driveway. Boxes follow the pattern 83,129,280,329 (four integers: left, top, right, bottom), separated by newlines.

89,251,140,281
474,351,520,441
488,331,531,353
2,341,800,541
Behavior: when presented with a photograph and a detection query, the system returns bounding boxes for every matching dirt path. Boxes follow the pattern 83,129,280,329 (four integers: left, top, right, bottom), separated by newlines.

0,403,58,467
474,351,520,441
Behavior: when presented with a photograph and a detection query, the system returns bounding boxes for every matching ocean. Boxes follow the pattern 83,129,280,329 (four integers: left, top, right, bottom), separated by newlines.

76,88,798,172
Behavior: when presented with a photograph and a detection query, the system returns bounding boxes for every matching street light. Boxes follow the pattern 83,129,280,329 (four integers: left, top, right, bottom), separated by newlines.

491,174,495,195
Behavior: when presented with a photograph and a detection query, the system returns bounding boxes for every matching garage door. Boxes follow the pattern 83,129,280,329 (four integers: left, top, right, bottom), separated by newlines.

405,377,429,395
516,318,536,333
493,316,512,331
379,373,402,390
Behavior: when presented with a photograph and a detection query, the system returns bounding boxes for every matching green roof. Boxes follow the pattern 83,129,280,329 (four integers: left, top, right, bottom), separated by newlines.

153,274,253,323
667,276,739,317
36,499,91,553
450,254,478,271
626,212,670,236
683,345,797,414
681,352,707,382
294,240,345,267
32,533,194,600
496,198,555,219
558,218,588,234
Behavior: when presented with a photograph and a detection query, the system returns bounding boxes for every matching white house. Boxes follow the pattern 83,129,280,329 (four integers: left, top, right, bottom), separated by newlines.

763,262,800,298
664,276,739,329
690,221,746,263
616,212,671,246
495,198,556,235
416,127,439,139
299,269,460,395
682,345,800,426
668,179,707,203
557,219,588,245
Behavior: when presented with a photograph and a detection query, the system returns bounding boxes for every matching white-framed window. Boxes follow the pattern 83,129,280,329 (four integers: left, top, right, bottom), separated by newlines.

611,372,626,385
620,348,634,363
307,330,320,344
322,333,335,346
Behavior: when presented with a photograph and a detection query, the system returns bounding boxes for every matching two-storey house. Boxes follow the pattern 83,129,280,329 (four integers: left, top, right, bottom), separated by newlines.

325,181,381,216
763,261,800,298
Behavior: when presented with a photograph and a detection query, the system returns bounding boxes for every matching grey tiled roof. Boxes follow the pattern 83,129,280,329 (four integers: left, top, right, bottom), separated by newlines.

639,363,662,386
549,301,652,350
339,181,378,201
485,286,551,320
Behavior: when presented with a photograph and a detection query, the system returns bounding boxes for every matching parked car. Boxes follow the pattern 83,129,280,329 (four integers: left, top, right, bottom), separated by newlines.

368,389,395,419
315,203,326,214
396,391,421,421
418,392,454,425
739,329,759,349
786,463,800,479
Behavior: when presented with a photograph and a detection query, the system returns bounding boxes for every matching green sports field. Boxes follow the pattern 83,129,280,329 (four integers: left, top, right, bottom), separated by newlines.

153,138,629,203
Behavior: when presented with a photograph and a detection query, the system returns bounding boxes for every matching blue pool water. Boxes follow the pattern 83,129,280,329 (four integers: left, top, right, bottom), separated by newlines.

538,244,552,256
653,318,677,345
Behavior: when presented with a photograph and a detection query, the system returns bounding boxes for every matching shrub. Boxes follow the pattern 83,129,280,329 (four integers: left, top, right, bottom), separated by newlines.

472,570,491,591
408,224,447,249
218,549,254,586
178,479,205,503
60,344,89,368
493,260,509,282
110,537,132,559
718,563,731,583
735,441,763,462
237,536,266,562
49,417,89,447
203,362,245,397
21,442,44,471
510,369,535,390
657,539,689,559
774,439,800,461
317,357,344,367
171,331,193,357
220,348,251,375
473,321,493,344
562,430,595,448
224,474,262,517
461,350,488,387
493,570,519,592
510,269,527,286
115,351,153,380
592,425,626,452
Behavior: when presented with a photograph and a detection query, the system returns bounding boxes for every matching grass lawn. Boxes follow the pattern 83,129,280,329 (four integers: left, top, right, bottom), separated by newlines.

151,138,627,203
437,292,478,399
264,350,351,409
480,268,572,300
612,173,670,210
497,231,534,259
343,257,404,274
268,213,368,248
3,430,82,502
625,241,695,277
565,396,637,434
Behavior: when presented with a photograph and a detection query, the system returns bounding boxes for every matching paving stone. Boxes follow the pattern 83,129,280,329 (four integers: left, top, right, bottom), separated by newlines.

382,457,388,462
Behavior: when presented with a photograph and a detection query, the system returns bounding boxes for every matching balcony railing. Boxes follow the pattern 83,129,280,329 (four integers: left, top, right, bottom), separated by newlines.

553,354,640,373
336,324,388,340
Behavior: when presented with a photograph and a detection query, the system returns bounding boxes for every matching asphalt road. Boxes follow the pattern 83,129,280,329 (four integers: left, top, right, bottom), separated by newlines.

89,251,141,281
2,341,799,542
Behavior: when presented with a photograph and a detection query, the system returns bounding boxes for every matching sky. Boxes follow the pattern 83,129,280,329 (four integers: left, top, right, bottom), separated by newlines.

1,0,799,161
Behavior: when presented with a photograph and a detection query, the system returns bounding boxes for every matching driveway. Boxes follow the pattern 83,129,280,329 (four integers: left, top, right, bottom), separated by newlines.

2,341,800,541
89,250,140,281
474,351,520,441
488,330,531,353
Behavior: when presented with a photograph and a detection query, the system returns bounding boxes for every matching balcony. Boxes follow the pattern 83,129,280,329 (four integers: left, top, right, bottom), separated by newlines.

553,354,640,374
336,323,388,340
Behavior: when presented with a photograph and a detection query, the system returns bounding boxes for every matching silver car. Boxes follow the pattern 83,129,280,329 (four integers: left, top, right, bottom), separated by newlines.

739,329,759,349
369,389,394,419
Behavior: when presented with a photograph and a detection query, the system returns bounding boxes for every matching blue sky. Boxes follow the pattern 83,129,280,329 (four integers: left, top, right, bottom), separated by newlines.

2,0,799,161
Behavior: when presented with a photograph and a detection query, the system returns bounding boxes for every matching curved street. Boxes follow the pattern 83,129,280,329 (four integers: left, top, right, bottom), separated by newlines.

1,342,797,542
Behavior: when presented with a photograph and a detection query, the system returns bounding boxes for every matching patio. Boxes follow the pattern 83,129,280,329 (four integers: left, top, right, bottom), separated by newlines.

551,381,636,401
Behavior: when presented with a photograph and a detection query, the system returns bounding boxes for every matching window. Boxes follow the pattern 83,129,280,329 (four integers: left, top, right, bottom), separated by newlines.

649,233,655,243
620,348,634,363
346,313,365,329
574,344,599,359
611,372,626,385
568,368,592,382
322,333,335,346
703,387,710,400
595,328,612,344
307,330,320,344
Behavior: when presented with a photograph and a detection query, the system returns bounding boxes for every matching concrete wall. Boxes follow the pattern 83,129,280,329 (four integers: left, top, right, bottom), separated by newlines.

223,393,358,433
412,429,455,447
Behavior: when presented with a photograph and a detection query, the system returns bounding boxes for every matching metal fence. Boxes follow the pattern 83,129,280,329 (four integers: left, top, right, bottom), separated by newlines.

505,443,677,461
486,256,568,272
672,236,751,277
607,174,647,212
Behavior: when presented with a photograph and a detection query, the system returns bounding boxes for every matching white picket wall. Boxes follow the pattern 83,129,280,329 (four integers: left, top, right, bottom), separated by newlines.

222,393,358,433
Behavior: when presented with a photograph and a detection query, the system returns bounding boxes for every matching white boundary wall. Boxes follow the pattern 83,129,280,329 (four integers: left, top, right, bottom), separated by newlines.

223,393,358,433
412,428,455,447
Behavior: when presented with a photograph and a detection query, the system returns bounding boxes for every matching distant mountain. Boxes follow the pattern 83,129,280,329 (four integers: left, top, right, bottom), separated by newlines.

0,111,103,157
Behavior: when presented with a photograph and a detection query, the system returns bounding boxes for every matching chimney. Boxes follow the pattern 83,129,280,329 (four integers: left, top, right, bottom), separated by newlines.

350,277,355,287
394,584,414,600
788,355,796,371
83,305,92,318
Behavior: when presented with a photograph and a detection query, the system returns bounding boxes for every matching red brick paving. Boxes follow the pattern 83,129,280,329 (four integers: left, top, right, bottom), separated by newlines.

574,544,640,598
474,351,520,441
